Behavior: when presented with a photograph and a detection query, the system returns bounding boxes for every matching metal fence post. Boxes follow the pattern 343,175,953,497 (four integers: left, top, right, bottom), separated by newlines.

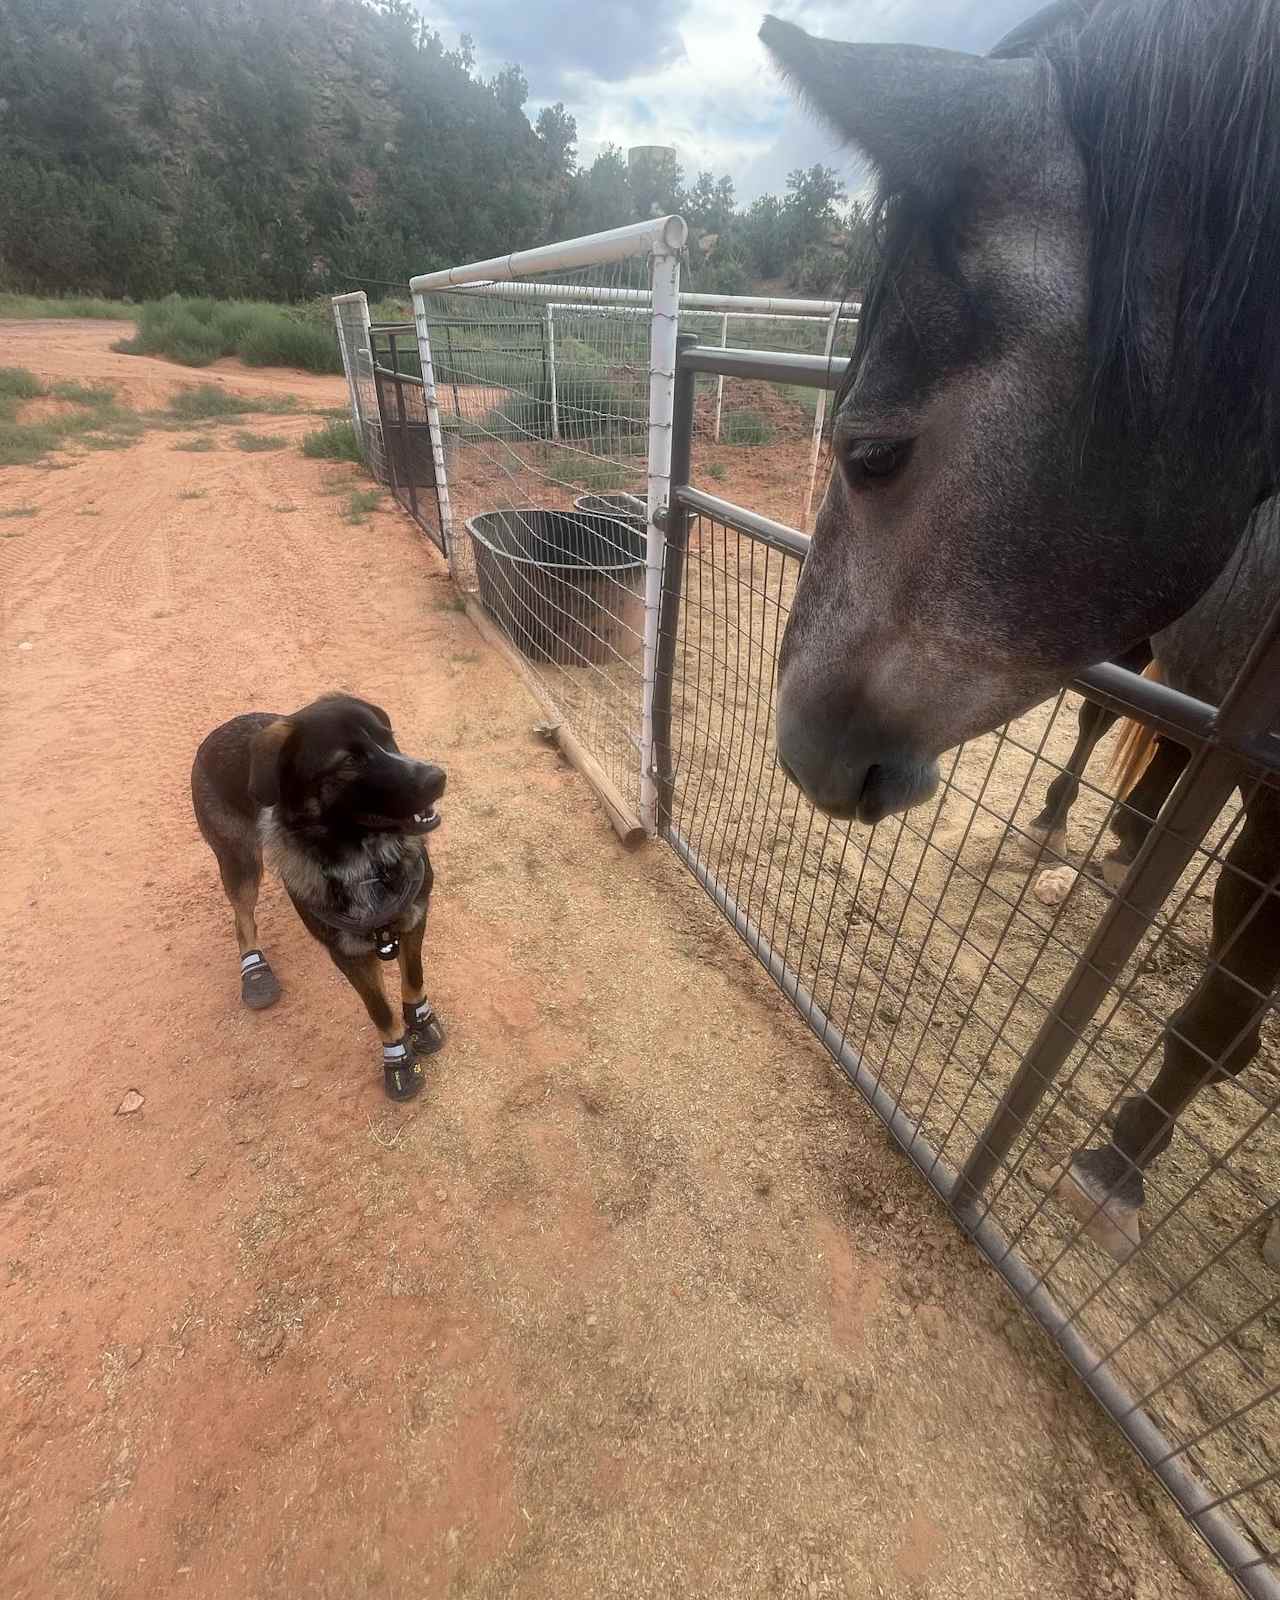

410,292,455,558
955,601,1280,1215
545,304,560,442
654,333,699,834
713,310,729,443
638,223,686,836
803,305,841,528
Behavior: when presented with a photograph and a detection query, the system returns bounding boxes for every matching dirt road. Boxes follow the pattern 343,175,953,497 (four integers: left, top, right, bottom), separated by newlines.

0,323,1227,1598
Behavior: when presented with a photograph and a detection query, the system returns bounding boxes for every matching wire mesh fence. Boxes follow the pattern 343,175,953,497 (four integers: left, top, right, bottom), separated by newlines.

331,291,388,483
657,492,1280,1594
408,237,678,822
680,308,853,529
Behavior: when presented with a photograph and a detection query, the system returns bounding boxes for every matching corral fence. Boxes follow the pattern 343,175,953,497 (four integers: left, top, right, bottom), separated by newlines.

332,222,1279,1595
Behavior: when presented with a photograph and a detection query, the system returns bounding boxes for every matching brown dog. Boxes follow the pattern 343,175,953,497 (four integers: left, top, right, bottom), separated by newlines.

191,693,447,1100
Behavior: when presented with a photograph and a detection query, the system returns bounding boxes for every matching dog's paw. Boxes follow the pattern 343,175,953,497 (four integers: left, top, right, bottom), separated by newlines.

382,1034,425,1101
240,950,282,1011
402,999,446,1057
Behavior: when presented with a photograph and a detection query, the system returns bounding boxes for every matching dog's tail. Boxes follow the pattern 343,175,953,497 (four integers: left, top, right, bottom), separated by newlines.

1106,660,1164,800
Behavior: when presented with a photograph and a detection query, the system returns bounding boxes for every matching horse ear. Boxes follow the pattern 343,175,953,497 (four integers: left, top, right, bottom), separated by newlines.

248,719,293,808
759,16,1043,197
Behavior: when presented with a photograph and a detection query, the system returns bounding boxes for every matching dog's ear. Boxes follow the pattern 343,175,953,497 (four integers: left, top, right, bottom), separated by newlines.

248,719,293,807
363,699,393,733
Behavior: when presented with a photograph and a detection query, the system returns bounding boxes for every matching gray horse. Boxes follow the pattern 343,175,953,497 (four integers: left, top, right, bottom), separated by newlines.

762,0,1280,1259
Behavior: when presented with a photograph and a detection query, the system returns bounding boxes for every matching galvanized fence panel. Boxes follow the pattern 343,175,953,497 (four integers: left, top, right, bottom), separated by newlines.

653,345,1280,1596
331,291,388,483
406,221,686,830
369,326,444,554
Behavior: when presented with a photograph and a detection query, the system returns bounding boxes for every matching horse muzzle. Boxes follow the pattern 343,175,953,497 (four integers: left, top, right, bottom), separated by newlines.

775,691,940,825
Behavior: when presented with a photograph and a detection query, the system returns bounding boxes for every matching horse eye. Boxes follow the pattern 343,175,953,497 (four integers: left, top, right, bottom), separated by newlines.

846,440,910,484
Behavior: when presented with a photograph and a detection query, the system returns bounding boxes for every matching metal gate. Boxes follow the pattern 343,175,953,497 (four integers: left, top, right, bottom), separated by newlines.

370,325,444,554
654,337,1280,1597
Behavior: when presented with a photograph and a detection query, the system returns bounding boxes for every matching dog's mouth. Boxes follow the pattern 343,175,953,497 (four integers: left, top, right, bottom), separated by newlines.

352,802,442,834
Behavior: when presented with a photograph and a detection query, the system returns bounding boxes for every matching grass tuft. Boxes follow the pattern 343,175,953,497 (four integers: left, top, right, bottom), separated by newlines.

233,430,286,453
302,418,363,463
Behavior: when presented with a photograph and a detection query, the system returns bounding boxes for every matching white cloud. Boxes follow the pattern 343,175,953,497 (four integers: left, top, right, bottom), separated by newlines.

418,0,1038,201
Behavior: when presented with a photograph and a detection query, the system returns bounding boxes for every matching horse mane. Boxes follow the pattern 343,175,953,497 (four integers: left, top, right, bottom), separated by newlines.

845,0,1280,482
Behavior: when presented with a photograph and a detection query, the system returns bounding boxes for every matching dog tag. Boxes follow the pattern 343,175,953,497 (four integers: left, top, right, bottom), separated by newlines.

375,931,400,961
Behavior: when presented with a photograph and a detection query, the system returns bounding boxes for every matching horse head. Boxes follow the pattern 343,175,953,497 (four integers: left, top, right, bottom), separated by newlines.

762,5,1278,823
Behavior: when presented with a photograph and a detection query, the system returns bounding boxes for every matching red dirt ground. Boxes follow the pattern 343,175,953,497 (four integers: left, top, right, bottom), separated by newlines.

0,322,1231,1599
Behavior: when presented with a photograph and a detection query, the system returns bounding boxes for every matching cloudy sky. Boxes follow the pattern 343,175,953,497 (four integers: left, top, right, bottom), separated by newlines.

415,0,1037,201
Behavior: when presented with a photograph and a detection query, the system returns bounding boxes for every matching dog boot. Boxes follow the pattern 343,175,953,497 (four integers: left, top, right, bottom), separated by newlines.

402,998,446,1057
240,949,282,1010
382,1034,424,1102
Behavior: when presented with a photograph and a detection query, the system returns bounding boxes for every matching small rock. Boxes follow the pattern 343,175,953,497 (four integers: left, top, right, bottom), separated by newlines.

126,1346,145,1369
753,1138,767,1156
115,1089,144,1116
1034,865,1077,906
233,1120,263,1145
444,1527,460,1554
185,1157,205,1179
17,641,33,652
835,1389,856,1420
254,1327,284,1361
434,1187,447,1203
878,1003,900,1024
288,1075,310,1090
585,1313,598,1328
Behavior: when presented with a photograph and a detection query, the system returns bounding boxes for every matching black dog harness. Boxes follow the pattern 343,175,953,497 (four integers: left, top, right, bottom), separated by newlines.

308,851,427,961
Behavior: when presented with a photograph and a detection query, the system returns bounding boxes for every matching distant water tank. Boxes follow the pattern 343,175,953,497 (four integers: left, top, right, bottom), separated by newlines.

627,145,677,171
628,146,679,218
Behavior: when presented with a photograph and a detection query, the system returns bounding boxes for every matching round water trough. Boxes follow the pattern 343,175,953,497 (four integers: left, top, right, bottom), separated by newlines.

466,509,646,666
572,491,647,529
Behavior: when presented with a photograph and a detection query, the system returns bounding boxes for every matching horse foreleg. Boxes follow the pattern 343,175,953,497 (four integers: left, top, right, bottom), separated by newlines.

1024,641,1152,858
1058,789,1280,1260
1100,737,1190,887
1024,697,1119,857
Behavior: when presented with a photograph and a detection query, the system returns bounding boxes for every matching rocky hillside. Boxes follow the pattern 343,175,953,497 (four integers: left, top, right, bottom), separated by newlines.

0,0,571,300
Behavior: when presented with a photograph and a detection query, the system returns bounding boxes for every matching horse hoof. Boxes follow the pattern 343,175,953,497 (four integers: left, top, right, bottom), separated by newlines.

1019,823,1066,860
1101,852,1132,890
1054,1147,1144,1262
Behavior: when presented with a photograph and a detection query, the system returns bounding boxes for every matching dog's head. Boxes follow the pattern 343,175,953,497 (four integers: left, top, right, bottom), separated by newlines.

248,693,446,836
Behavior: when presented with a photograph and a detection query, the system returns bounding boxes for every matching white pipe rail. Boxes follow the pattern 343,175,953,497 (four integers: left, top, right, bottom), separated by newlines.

431,279,860,317
713,311,730,444
411,216,689,293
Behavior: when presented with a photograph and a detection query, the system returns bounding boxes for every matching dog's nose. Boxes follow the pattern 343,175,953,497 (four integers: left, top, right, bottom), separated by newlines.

417,762,447,798
776,693,937,824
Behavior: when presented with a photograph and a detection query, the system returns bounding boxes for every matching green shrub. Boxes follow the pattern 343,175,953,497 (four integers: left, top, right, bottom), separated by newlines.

0,293,128,320
173,436,216,451
233,430,285,452
0,420,59,466
166,384,250,420
723,409,774,447
121,297,343,375
0,367,45,406
343,488,382,524
239,318,340,374
705,461,728,483
49,380,116,407
302,418,363,462
485,372,646,455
